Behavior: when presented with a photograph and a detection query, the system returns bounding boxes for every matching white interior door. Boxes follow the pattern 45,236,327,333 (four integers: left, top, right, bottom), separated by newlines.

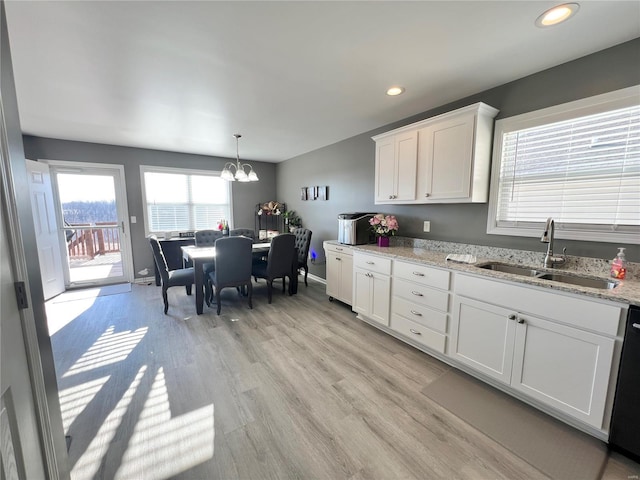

25,160,65,299
47,162,133,288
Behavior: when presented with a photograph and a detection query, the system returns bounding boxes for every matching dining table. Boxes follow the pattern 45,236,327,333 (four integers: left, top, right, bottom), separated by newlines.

182,242,297,314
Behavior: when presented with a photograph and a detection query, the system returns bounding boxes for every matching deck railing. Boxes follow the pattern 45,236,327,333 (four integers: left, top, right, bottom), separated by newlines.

67,222,121,259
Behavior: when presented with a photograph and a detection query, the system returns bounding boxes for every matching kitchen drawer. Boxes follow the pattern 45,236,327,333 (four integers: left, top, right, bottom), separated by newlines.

393,278,449,312
354,253,392,275
325,243,353,256
391,314,446,353
392,296,448,332
394,260,450,289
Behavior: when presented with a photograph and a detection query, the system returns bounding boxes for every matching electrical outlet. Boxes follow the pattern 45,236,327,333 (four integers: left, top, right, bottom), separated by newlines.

423,221,431,232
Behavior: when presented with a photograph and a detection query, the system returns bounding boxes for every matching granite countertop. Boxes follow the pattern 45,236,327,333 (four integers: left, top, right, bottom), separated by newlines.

324,239,640,307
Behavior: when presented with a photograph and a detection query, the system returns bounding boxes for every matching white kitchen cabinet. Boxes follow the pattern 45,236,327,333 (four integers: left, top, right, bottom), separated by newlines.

451,273,621,429
511,313,614,428
353,253,391,326
374,130,417,203
450,296,517,384
373,102,498,204
390,260,451,353
323,242,353,305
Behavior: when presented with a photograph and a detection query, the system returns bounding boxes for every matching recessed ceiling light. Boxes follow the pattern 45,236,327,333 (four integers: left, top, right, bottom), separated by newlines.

536,3,579,27
386,86,405,96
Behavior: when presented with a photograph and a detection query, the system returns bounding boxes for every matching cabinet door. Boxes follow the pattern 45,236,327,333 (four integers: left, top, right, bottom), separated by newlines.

375,137,396,202
325,252,342,300
450,296,516,384
370,273,391,326
353,268,372,316
342,253,354,305
423,113,475,200
394,131,418,201
511,314,615,429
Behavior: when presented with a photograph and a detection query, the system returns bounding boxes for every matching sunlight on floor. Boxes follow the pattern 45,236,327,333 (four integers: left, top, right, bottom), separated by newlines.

114,368,215,479
46,298,96,335
72,366,147,480
63,326,148,377
59,376,111,430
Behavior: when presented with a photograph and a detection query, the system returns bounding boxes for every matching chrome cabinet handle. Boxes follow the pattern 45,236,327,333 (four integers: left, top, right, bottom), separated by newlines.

633,323,640,330
335,257,341,261
336,247,343,251
412,272,425,277
508,314,517,321
425,193,431,197
517,318,525,324
410,310,422,316
411,291,424,297
389,195,393,199
366,261,375,265
409,329,422,335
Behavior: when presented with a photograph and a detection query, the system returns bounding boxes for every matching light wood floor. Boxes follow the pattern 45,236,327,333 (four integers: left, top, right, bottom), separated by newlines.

46,278,639,480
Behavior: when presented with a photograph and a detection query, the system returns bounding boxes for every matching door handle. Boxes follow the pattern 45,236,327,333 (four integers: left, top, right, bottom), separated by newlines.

121,221,125,234
633,323,640,330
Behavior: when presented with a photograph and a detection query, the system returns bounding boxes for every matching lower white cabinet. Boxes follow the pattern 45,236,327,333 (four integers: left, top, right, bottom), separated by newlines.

324,242,353,305
451,274,621,430
353,253,391,326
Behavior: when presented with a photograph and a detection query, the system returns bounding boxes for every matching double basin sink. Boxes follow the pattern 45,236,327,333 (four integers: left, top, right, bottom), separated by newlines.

477,262,619,290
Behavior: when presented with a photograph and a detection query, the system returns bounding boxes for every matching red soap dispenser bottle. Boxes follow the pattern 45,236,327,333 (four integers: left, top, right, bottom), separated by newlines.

610,247,627,280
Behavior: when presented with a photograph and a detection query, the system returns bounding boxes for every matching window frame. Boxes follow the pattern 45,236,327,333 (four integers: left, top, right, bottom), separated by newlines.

487,85,640,244
140,165,233,236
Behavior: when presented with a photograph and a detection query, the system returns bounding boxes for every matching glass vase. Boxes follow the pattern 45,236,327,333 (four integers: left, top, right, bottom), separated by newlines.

377,236,390,247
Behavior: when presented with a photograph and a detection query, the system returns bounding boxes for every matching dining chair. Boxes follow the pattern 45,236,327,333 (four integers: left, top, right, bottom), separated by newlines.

195,229,223,278
149,236,195,314
293,228,312,286
230,228,256,241
206,236,254,315
251,233,296,304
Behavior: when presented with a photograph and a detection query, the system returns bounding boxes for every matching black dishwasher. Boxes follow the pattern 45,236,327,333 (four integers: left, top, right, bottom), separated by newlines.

609,305,640,461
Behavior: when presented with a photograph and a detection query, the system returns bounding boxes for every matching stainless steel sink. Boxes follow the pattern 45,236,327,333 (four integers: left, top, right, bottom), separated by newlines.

476,262,619,290
536,273,619,290
477,262,541,277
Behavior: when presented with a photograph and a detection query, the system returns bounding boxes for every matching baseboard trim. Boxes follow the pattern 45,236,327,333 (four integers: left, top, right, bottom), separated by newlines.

133,276,155,285
306,273,326,285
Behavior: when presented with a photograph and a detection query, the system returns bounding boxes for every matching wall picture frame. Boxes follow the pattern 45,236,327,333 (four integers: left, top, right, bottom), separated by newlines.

301,187,308,201
317,186,328,201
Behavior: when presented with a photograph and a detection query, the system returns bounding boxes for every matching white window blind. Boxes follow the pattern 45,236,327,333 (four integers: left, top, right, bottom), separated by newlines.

141,167,231,234
488,86,640,244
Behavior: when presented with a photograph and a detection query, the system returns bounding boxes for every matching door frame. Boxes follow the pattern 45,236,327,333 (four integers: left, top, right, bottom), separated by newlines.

41,159,134,287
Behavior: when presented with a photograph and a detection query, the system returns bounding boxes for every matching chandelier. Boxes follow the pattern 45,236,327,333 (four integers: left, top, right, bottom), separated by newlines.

220,134,259,182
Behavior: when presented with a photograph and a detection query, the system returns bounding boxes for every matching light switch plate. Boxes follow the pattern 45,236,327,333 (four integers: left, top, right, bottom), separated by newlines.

130,216,137,223
423,221,431,232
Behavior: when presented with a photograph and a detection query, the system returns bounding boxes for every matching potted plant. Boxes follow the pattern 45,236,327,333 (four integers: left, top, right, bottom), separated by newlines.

369,213,399,247
283,210,302,232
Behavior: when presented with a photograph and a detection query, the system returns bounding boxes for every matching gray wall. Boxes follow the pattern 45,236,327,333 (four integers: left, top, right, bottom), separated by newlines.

277,38,640,279
1,1,69,476
22,137,277,279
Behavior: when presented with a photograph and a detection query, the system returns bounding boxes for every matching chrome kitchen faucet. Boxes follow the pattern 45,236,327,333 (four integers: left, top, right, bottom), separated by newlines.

541,217,567,268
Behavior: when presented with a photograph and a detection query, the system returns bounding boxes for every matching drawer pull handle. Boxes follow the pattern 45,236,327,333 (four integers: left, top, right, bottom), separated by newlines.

412,272,425,277
409,329,422,335
508,314,517,321
633,323,640,330
410,310,422,316
335,257,341,261
366,261,375,265
411,291,424,297
517,318,525,324
336,248,343,251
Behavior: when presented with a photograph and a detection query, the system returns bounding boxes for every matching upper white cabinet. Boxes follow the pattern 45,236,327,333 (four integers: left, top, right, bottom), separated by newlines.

374,130,418,202
373,103,499,204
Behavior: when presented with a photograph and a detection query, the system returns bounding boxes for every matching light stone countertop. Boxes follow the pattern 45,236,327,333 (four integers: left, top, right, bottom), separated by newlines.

324,239,640,307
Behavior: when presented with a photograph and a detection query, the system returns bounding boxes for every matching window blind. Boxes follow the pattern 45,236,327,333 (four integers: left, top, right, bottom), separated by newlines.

496,105,640,233
142,169,231,233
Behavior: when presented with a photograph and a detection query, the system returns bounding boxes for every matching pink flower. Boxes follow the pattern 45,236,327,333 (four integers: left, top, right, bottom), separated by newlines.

369,213,399,237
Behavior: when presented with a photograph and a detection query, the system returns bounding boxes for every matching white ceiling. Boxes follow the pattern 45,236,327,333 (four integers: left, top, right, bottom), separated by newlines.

5,1,640,163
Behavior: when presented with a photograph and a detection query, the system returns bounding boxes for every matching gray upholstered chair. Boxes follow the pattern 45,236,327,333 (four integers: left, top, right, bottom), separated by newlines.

206,236,254,315
293,228,312,286
195,229,223,278
230,228,256,241
149,236,194,314
251,233,296,304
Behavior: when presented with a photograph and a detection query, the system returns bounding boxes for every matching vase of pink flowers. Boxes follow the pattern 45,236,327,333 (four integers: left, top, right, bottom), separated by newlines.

369,213,399,247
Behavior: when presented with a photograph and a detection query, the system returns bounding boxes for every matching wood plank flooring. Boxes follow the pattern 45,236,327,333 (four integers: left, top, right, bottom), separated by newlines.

46,278,639,480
